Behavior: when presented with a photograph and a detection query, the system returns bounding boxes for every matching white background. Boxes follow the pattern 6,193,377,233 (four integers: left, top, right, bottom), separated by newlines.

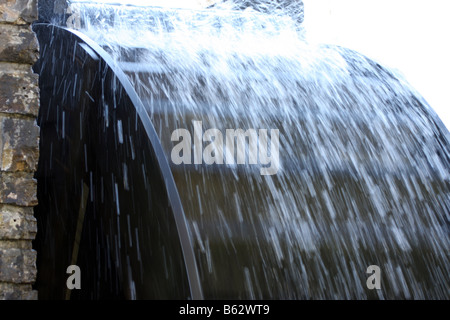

302,0,450,130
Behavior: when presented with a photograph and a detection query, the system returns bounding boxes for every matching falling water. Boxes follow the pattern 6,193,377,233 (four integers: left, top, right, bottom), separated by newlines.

66,1,449,299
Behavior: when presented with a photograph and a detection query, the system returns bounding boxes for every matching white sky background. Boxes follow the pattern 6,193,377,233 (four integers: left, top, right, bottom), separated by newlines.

75,0,450,130
302,0,450,130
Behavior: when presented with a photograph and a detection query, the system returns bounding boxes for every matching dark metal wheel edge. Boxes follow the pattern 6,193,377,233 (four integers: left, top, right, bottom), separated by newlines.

32,23,204,300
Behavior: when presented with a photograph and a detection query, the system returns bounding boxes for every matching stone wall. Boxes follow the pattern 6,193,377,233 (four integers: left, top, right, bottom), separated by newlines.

0,0,39,300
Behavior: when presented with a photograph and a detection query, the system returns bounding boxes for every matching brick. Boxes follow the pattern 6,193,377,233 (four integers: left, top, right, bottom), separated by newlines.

0,205,36,240
0,24,39,64
0,62,39,116
0,0,38,25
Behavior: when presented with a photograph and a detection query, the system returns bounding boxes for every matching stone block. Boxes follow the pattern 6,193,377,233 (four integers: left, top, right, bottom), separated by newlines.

0,0,38,25
0,62,39,116
0,24,39,64
0,172,37,206
0,247,36,283
0,282,37,299
0,205,36,240
0,239,31,249
0,115,40,172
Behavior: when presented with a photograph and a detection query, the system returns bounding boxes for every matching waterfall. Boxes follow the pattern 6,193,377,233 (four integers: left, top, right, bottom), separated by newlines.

64,0,449,299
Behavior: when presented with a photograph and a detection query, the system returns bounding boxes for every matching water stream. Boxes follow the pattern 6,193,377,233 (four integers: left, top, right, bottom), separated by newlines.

65,0,449,299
